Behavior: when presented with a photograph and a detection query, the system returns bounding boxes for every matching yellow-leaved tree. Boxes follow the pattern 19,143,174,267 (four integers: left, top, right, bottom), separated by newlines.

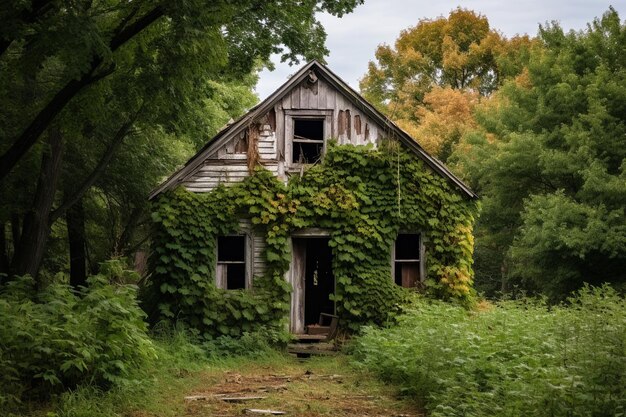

361,8,534,161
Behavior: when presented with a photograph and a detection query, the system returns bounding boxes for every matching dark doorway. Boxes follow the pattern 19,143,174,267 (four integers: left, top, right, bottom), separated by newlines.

292,237,335,327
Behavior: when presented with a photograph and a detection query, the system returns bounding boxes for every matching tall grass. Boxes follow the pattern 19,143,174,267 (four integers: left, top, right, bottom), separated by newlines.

353,285,625,416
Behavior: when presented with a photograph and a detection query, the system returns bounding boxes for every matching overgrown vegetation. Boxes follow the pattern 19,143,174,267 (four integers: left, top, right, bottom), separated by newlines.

353,285,626,416
0,261,291,415
361,7,626,299
457,8,626,298
149,142,478,335
0,262,154,410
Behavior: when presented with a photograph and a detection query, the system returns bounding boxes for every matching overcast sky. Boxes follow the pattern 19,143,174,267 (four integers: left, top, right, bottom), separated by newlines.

254,1,626,100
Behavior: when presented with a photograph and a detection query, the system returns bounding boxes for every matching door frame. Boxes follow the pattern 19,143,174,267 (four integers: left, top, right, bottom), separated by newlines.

287,229,332,334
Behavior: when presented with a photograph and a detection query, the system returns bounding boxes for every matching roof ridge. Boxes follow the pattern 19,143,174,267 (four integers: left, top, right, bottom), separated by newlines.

149,61,477,200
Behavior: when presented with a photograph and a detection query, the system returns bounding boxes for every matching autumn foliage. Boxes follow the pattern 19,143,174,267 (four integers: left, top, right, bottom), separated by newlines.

361,8,533,161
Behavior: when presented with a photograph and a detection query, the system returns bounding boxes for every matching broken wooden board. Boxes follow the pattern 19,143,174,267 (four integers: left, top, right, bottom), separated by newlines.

184,395,211,401
243,409,286,415
221,396,266,402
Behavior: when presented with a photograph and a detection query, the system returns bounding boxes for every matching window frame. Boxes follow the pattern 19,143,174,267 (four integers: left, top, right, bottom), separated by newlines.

284,109,333,168
391,232,426,288
215,233,253,290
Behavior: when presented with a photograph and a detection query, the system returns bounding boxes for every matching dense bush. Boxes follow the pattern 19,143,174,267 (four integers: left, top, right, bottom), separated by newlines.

0,263,155,409
353,285,625,416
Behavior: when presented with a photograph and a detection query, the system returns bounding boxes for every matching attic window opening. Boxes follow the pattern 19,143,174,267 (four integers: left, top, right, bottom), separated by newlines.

292,119,324,164
393,233,421,288
217,235,246,290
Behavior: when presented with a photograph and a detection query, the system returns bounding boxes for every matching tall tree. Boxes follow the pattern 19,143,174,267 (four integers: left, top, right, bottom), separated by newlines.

459,8,626,298
1,0,363,282
396,86,478,161
0,0,363,180
360,8,533,160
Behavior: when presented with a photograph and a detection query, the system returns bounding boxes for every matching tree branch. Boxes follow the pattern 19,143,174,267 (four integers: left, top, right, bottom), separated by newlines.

0,5,164,181
49,113,138,223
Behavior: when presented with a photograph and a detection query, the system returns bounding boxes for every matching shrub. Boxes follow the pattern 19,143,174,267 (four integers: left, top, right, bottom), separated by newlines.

353,285,626,416
0,264,155,410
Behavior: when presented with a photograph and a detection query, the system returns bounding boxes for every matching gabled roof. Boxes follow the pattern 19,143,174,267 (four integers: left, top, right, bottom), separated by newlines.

149,61,477,200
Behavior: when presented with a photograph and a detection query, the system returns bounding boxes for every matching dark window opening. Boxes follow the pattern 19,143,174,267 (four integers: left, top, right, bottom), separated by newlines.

217,235,246,290
218,236,245,262
293,142,323,164
292,119,324,164
395,234,420,260
294,119,323,140
225,263,245,289
394,233,420,288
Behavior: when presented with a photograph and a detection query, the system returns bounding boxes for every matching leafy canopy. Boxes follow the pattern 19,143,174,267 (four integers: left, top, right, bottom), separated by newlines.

458,8,626,298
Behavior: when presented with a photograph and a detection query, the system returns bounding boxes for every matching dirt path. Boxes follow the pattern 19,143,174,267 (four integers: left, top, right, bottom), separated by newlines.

179,354,422,417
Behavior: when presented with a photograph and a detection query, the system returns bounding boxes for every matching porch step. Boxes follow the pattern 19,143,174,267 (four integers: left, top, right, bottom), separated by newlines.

287,342,337,357
306,324,331,335
294,334,328,342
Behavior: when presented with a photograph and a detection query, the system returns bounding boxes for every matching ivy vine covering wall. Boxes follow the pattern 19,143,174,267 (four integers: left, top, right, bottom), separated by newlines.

148,142,478,336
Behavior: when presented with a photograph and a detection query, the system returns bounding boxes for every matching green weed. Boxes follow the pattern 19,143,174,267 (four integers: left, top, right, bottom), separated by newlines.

353,285,625,416
0,267,154,411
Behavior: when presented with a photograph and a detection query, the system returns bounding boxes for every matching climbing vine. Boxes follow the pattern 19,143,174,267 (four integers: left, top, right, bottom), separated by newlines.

148,141,478,336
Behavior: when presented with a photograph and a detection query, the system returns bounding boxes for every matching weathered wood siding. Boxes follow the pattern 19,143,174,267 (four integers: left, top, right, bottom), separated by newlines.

252,234,268,277
277,77,383,149
182,72,389,192
182,161,280,192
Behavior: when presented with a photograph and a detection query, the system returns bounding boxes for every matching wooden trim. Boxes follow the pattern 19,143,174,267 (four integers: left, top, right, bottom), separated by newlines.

246,232,254,289
391,232,426,284
286,111,333,168
284,109,333,116
291,228,331,237
215,231,253,290
289,238,306,333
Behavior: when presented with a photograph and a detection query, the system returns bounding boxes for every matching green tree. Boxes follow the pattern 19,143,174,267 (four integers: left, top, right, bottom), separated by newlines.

459,8,626,298
0,0,362,180
0,0,363,283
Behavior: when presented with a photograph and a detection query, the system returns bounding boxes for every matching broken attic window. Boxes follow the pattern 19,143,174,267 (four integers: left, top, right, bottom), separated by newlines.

394,233,421,288
292,119,324,164
217,235,246,290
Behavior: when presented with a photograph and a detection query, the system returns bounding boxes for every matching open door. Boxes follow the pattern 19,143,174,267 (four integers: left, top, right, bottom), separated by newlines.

289,237,335,333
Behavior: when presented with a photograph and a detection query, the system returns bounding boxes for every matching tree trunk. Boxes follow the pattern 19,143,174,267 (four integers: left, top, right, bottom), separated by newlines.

67,197,87,288
10,212,21,251
12,127,63,283
500,259,508,294
0,222,8,277
115,206,143,256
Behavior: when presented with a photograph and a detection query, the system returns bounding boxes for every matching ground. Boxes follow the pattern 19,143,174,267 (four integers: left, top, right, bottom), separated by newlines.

132,354,422,417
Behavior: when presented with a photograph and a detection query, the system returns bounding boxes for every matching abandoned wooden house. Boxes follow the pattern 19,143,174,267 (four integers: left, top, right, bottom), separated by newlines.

149,61,477,337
